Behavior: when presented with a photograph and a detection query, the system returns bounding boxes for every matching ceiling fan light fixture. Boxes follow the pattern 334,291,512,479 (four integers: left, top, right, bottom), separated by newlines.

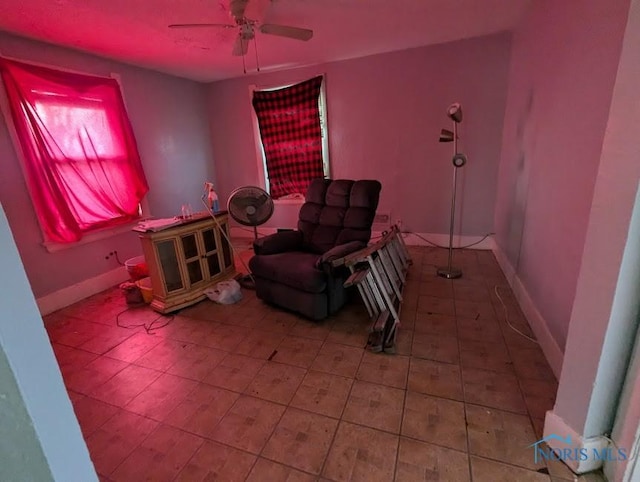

240,23,254,38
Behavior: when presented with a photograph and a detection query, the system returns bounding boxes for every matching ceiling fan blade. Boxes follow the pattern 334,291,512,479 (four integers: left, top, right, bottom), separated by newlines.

243,0,270,21
169,23,235,29
230,0,250,20
259,24,313,41
232,35,249,56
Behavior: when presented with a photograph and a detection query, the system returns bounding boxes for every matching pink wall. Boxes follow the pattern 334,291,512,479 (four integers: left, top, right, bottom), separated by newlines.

0,32,216,298
493,0,629,350
207,33,511,235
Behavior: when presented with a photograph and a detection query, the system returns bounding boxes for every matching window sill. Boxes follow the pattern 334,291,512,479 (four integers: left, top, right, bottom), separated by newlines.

42,221,140,253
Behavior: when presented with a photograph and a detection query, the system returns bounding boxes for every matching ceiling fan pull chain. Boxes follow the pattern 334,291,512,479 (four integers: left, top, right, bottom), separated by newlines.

241,36,247,74
254,33,260,72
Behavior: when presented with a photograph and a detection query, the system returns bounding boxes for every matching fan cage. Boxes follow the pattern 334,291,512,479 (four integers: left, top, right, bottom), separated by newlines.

227,186,275,227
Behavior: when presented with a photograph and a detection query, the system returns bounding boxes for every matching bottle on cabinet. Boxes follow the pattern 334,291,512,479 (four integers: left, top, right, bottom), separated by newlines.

205,182,220,213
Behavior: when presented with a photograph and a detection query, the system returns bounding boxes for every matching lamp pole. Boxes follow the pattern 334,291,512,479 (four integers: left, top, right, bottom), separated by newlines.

437,104,465,279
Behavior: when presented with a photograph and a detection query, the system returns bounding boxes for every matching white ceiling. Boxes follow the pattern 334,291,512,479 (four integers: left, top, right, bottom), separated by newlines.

0,0,531,82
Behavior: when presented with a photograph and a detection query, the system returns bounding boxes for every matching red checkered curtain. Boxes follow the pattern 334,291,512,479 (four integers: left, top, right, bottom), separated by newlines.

252,76,324,199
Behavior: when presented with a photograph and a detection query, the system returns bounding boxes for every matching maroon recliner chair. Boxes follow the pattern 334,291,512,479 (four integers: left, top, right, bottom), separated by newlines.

249,179,381,320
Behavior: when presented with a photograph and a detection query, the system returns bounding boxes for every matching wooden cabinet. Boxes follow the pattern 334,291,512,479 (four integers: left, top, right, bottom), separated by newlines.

137,213,236,313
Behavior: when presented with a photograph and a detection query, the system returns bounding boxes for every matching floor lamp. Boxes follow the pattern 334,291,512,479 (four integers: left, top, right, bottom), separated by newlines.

437,102,467,279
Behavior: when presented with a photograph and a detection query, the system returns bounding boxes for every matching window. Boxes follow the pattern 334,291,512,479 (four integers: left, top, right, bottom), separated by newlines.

251,75,330,200
0,58,148,244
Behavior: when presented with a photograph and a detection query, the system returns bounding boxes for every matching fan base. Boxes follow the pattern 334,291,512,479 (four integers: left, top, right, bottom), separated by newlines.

437,267,462,279
237,274,256,290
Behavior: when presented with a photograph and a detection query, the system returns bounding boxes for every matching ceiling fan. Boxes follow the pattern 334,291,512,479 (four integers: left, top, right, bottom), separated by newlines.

168,0,313,57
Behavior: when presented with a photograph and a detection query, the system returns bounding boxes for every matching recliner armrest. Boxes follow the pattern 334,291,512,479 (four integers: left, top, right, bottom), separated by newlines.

317,241,367,268
253,230,304,255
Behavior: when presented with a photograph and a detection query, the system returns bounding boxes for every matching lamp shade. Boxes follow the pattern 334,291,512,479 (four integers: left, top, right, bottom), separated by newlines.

447,103,463,123
439,128,454,142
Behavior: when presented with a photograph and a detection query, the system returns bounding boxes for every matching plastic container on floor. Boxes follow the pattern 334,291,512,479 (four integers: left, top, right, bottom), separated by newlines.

136,277,153,304
120,281,143,304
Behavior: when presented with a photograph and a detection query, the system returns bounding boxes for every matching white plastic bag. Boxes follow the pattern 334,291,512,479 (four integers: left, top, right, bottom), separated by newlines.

205,279,243,304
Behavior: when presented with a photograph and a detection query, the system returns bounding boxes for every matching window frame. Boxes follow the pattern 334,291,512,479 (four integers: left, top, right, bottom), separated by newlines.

0,55,150,251
248,75,330,202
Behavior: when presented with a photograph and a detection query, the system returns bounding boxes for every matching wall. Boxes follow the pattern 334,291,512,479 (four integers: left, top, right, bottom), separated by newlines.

605,194,640,480
0,345,53,482
0,204,97,481
0,32,216,299
207,33,511,235
608,319,640,481
492,0,629,351
547,0,640,472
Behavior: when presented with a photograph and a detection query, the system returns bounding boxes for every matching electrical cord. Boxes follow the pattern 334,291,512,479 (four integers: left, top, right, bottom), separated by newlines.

237,225,490,249
236,226,487,248
598,433,640,465
115,305,173,334
494,285,538,344
236,226,266,237
401,230,494,249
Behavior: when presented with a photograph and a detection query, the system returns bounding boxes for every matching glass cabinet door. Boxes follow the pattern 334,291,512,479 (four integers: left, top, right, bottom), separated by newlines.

200,228,221,278
181,234,203,285
156,239,184,293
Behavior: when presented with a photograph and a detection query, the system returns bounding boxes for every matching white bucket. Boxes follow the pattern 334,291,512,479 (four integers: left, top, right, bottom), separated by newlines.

125,255,148,280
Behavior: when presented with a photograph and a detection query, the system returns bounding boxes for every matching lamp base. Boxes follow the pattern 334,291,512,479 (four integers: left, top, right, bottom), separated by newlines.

437,267,462,279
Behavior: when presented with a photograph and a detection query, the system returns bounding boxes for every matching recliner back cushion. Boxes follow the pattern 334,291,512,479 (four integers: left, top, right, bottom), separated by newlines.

298,179,381,254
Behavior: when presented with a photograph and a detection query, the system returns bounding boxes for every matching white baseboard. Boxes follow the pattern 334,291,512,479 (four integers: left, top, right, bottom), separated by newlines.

231,227,495,251
544,411,610,474
36,266,129,316
493,244,564,379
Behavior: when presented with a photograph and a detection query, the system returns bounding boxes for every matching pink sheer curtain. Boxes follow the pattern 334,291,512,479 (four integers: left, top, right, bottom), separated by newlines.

0,58,149,243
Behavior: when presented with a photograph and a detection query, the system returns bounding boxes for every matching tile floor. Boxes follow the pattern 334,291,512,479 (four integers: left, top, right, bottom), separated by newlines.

44,247,604,482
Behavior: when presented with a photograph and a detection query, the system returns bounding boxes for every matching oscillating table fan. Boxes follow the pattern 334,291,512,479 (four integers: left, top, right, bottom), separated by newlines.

227,186,274,238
